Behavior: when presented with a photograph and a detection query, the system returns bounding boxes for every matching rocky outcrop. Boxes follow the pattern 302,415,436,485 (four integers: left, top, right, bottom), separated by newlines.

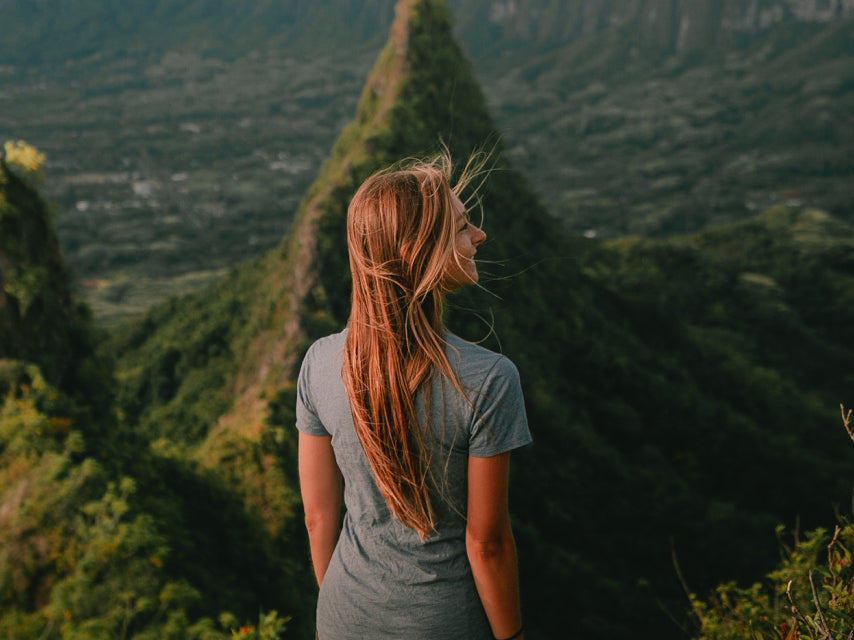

467,0,853,51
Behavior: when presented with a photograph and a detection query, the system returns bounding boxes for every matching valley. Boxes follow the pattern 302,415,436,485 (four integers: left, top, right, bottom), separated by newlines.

1,2,851,322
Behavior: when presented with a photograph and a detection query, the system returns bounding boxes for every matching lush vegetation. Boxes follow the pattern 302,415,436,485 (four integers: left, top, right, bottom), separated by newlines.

1,145,307,639
688,409,854,640
1,1,853,639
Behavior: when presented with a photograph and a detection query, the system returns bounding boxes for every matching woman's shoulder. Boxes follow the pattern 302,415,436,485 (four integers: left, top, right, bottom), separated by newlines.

302,329,347,365
444,333,520,381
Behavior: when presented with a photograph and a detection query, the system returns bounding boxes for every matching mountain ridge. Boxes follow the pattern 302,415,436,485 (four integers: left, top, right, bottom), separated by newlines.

2,0,852,64
211,0,421,437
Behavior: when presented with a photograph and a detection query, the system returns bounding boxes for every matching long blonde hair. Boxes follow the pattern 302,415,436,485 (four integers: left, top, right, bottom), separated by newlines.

342,151,483,540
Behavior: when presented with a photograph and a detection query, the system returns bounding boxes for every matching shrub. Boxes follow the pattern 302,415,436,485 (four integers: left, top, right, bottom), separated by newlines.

689,406,854,640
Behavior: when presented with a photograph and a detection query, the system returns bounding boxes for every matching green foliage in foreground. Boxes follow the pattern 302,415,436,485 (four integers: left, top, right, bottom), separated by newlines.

690,410,854,640
692,524,854,640
0,361,291,640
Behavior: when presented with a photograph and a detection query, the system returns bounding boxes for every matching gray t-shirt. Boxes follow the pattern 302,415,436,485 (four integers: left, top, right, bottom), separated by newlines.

296,329,531,640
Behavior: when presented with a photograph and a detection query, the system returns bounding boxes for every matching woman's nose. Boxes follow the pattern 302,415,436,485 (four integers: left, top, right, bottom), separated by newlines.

473,226,486,245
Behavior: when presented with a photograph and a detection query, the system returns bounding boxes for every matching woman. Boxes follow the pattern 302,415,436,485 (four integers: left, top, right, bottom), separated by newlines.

296,152,530,640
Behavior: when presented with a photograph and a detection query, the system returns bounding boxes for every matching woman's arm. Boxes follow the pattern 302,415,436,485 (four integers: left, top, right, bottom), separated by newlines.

298,432,342,586
467,452,524,640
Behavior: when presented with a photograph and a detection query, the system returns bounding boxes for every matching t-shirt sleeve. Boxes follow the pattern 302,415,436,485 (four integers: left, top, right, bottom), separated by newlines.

468,355,532,457
295,342,331,437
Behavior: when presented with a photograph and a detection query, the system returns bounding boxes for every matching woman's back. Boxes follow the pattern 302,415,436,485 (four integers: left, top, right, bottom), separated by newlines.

297,330,530,639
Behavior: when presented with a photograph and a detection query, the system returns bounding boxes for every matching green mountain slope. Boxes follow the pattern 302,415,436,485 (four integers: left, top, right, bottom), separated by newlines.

0,151,111,410
107,1,854,639
0,145,309,640
495,16,854,239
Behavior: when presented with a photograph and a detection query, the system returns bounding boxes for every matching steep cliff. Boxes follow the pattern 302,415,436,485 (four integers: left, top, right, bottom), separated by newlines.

454,0,854,52
0,151,110,410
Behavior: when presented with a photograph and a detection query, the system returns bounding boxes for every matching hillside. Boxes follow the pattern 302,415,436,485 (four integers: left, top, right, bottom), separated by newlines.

1,0,851,321
103,1,854,639
0,148,110,408
493,15,854,239
0,139,310,640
